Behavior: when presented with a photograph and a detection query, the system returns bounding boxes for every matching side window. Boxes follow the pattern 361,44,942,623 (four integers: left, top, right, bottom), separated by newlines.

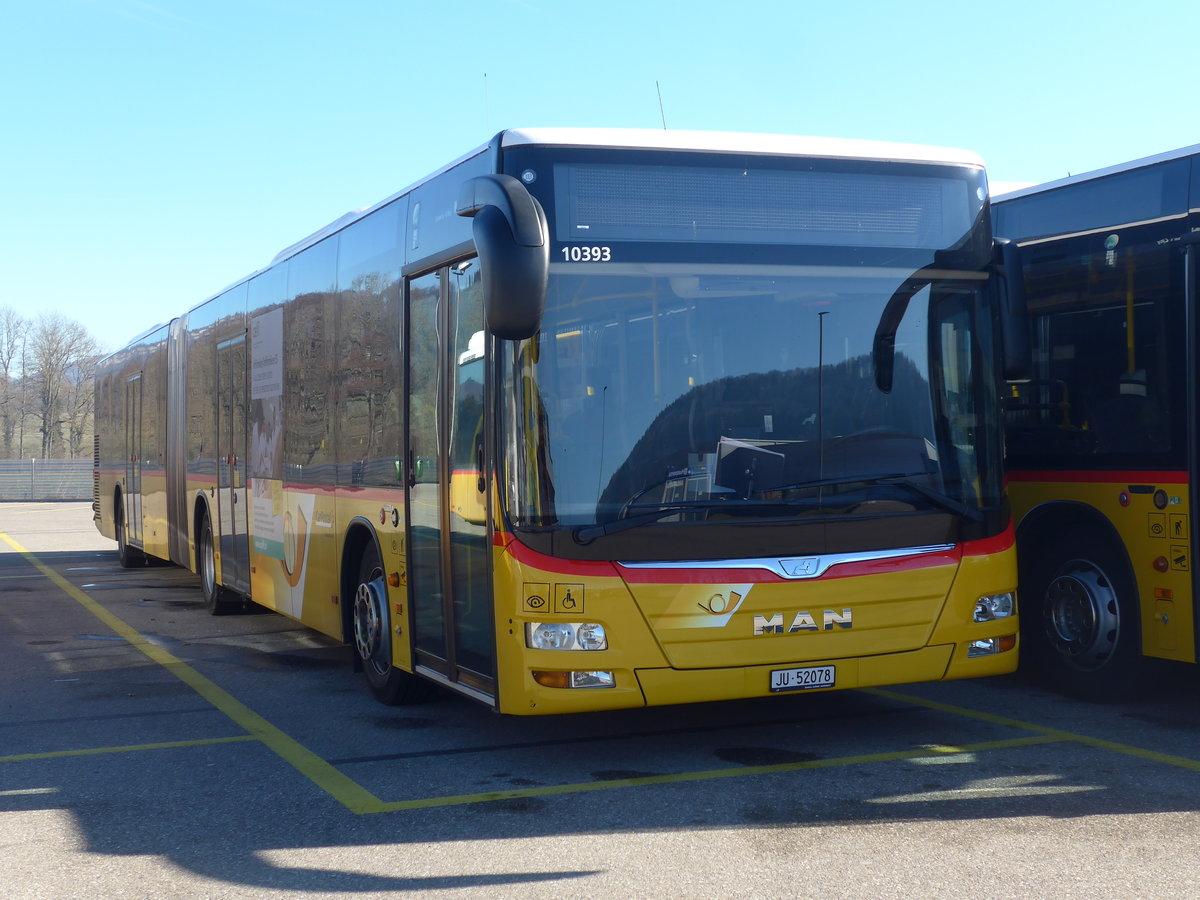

335,204,403,485
1007,232,1183,465
283,238,337,480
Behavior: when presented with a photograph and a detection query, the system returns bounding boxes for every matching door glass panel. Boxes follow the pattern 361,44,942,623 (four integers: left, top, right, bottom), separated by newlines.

125,375,142,543
408,272,446,660
217,335,249,590
448,261,491,676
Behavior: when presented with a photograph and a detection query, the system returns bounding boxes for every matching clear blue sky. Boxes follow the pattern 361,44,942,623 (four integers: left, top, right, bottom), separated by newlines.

3,0,1197,353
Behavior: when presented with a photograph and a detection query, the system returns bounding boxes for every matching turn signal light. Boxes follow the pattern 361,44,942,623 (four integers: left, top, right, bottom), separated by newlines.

531,670,615,689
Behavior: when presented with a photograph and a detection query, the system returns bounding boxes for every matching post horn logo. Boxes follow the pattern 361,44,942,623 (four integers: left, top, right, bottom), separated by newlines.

698,590,743,615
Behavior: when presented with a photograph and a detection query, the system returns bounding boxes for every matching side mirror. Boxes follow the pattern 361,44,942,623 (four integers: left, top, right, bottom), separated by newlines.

457,174,550,341
994,239,1031,380
873,276,927,393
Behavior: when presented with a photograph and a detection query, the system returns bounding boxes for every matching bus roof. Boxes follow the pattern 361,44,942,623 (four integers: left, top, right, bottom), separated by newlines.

994,142,1200,204
267,128,985,270
166,127,990,350
500,127,985,168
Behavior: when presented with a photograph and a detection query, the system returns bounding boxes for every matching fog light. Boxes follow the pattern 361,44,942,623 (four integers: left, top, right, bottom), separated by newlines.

570,670,615,688
532,670,615,689
967,634,1017,657
974,592,1015,623
576,623,608,651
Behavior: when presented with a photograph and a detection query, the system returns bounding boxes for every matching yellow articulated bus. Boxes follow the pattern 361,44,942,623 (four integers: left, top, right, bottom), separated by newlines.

95,128,1024,715
992,144,1200,696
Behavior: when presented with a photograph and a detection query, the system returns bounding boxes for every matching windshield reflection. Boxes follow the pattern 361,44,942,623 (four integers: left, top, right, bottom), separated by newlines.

502,264,998,540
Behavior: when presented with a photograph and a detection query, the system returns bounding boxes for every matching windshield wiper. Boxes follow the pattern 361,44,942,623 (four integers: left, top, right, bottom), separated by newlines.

573,473,983,544
773,471,983,522
572,501,742,544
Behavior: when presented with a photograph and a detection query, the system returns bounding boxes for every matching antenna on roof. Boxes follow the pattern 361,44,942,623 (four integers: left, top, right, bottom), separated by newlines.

656,81,667,129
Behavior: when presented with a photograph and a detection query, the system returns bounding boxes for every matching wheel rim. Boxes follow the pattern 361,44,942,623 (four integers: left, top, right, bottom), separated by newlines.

353,568,388,674
201,523,216,599
1044,559,1120,672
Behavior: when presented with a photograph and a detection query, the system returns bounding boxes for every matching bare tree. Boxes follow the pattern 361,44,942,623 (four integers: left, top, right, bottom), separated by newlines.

29,314,99,458
0,308,28,457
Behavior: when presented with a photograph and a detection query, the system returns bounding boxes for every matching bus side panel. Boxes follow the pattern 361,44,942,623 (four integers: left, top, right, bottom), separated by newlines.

1010,475,1196,664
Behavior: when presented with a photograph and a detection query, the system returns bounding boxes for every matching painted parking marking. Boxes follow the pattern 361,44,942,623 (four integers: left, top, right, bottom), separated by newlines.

1,532,385,815
364,735,1060,813
7,532,1200,814
1,735,257,764
866,687,1200,773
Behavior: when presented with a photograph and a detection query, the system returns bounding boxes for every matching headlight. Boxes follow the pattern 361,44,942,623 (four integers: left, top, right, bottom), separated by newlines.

526,622,608,651
974,592,1015,623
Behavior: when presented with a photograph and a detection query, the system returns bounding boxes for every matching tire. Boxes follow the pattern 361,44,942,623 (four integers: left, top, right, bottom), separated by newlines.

352,541,436,706
115,497,145,569
198,508,240,615
1019,525,1142,699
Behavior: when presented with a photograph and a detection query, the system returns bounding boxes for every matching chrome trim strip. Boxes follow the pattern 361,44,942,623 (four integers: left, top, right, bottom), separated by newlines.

618,544,957,580
414,666,496,707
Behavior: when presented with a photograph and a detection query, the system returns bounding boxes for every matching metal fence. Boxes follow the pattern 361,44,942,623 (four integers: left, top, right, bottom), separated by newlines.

0,459,92,501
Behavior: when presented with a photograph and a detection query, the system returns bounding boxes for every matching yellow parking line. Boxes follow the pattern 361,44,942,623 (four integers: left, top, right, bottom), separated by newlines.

364,734,1060,813
867,687,1200,773
1,532,385,814
1,735,256,764
11,527,1199,814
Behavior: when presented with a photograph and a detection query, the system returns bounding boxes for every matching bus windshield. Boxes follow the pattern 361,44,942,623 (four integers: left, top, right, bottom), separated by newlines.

500,260,1004,559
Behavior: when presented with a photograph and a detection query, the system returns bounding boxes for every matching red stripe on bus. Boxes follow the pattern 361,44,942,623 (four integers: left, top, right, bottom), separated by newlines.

1008,469,1188,485
961,523,1015,557
497,532,993,583
615,547,962,584
500,537,622,578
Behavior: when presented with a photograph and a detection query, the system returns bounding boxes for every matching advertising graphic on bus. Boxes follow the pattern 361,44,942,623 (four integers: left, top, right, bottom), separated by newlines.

94,128,1021,714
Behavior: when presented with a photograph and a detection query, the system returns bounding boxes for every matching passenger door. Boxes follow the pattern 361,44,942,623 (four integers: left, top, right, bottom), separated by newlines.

124,373,143,546
405,264,494,699
216,334,250,594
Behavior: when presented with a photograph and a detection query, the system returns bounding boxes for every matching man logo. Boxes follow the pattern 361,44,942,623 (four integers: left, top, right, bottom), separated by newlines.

754,609,853,635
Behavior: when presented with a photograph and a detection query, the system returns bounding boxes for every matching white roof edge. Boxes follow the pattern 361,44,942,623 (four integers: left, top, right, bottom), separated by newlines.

993,143,1200,203
501,127,985,168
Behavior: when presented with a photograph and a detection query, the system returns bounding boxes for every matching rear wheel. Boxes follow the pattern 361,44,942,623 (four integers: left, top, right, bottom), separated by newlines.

198,508,240,615
352,541,435,705
1020,526,1141,698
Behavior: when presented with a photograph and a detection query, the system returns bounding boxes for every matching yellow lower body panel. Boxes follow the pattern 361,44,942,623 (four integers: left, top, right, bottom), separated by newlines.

502,642,1016,714
636,645,955,707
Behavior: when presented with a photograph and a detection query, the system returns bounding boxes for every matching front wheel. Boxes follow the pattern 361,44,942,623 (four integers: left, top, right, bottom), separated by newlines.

352,542,435,706
1020,527,1142,698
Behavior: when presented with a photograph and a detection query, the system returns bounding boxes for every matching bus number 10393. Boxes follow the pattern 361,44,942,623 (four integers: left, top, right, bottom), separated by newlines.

561,246,613,262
